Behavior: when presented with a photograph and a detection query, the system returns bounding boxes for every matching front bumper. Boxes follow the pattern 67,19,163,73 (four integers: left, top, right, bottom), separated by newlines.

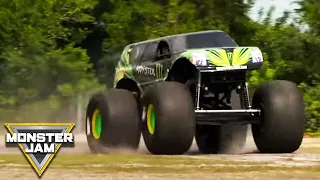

195,109,261,125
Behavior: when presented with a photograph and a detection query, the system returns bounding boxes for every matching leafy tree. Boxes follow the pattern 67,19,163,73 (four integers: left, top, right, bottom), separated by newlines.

0,0,102,122
295,0,320,34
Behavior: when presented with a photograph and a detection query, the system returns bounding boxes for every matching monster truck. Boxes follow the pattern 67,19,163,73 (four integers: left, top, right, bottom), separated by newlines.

85,30,305,155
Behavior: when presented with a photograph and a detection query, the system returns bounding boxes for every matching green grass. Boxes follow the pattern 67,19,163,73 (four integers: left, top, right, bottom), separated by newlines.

0,154,319,174
305,131,320,137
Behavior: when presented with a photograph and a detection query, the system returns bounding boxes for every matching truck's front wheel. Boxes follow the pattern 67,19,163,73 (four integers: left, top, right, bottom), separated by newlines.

252,80,305,153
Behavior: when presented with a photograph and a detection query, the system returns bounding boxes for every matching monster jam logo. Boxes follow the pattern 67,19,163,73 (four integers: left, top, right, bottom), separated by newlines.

5,123,75,177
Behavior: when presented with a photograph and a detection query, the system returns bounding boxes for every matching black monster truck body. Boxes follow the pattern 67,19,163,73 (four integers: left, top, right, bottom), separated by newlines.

86,30,305,155
114,30,262,125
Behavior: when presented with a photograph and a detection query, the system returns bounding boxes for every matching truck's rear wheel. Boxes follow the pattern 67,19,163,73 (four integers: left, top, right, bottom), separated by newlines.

86,89,141,153
195,124,247,154
142,82,195,155
195,89,248,154
252,80,305,153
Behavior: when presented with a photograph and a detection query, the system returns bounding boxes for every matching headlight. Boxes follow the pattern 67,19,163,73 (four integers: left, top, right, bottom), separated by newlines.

251,48,263,63
191,52,208,66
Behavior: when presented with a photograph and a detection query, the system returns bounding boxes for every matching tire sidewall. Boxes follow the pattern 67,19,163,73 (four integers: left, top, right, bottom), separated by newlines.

141,82,195,154
141,85,161,150
251,80,305,153
86,93,109,152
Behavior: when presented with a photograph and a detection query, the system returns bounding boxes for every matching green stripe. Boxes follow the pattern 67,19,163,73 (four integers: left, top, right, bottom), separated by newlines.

208,50,223,61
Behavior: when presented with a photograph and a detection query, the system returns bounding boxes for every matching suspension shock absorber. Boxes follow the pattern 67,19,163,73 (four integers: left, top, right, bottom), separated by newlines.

239,82,250,109
195,71,201,110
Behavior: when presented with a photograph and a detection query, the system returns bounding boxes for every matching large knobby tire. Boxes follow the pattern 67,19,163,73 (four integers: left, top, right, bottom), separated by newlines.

195,125,247,154
252,80,305,153
86,89,141,153
142,82,195,155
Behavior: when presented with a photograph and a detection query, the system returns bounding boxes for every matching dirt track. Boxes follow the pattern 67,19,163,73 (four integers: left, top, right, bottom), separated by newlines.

0,128,320,179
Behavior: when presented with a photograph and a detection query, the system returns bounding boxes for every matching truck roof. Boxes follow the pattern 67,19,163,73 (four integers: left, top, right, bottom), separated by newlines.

130,30,227,46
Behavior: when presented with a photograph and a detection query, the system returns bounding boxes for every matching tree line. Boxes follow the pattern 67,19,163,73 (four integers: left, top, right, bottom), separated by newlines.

0,0,319,133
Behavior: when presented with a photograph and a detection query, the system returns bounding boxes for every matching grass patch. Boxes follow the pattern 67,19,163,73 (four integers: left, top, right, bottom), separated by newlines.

305,131,320,137
0,154,319,174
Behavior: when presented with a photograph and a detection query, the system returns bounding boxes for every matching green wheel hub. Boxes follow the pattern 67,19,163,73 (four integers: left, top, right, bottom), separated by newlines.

92,109,102,139
147,104,156,134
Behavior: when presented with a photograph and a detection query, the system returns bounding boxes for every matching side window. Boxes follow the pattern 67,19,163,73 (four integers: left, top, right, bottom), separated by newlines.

155,41,171,61
140,41,158,63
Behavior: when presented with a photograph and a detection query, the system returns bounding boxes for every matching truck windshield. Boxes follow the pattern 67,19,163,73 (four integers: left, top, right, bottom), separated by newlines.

186,31,238,49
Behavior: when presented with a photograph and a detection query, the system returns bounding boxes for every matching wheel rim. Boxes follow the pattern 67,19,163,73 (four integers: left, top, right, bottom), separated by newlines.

92,109,102,139
147,104,156,135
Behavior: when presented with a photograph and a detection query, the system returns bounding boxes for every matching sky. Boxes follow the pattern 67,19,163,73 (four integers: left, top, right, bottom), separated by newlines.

249,0,299,21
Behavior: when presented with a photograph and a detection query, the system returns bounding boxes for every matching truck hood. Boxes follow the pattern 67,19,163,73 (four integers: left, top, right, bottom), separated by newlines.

178,47,263,67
